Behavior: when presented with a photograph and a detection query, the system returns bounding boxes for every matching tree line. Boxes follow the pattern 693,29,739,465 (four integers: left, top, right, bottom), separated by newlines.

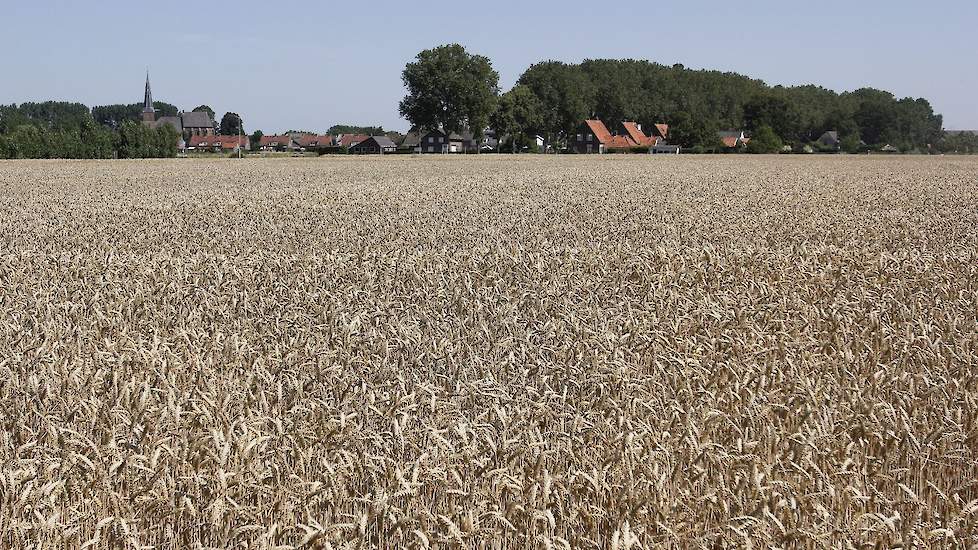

400,45,960,153
0,101,180,159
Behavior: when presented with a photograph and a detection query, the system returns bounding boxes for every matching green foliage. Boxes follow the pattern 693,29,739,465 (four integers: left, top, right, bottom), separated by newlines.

91,102,179,129
508,58,943,153
669,111,719,150
328,125,385,136
746,125,784,154
0,100,173,159
250,130,264,151
0,101,92,133
517,61,592,148
743,93,802,143
490,85,543,153
937,131,978,154
219,113,244,136
116,121,179,159
840,134,863,154
400,44,500,137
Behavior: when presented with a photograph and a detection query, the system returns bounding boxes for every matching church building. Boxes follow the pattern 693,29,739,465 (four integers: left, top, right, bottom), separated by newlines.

141,73,216,138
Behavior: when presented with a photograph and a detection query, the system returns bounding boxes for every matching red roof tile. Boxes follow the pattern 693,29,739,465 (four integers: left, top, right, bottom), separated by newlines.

654,124,669,138
189,135,248,149
608,135,638,149
295,134,333,147
584,120,614,145
260,135,294,147
338,134,369,148
621,121,654,147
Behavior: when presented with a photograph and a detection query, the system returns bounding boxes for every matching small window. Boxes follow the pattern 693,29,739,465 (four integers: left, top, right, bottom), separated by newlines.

576,134,582,141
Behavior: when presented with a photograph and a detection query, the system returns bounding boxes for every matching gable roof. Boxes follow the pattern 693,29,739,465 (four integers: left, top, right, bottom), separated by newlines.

354,136,396,148
154,116,183,134
400,131,421,147
338,134,369,147
621,121,653,147
190,134,248,148
654,124,669,138
720,136,740,148
260,135,294,147
819,131,840,144
295,134,333,147
584,120,614,144
182,111,214,129
608,135,638,149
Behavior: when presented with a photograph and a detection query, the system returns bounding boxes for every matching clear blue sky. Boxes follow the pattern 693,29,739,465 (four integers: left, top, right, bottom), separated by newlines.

2,1,975,132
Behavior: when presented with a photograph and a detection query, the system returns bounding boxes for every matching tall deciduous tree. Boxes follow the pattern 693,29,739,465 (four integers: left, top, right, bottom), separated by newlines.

516,61,592,150
220,113,244,136
490,85,542,153
250,130,263,151
399,44,500,138
746,125,784,154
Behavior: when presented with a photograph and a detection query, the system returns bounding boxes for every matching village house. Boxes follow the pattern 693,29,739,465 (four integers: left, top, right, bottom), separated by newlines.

349,136,397,154
189,134,249,152
413,128,464,153
293,134,333,150
401,128,492,153
718,130,750,149
621,121,659,147
570,119,668,153
336,134,369,149
259,135,297,151
817,131,841,150
398,130,422,151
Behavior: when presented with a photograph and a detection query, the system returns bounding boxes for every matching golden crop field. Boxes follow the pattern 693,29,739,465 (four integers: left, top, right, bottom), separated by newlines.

1,155,976,549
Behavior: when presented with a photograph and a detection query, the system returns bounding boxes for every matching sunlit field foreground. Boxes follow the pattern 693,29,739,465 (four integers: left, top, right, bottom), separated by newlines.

1,156,977,548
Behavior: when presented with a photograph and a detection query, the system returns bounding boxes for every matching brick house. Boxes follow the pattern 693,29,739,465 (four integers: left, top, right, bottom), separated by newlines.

189,134,249,152
259,135,296,151
571,120,647,153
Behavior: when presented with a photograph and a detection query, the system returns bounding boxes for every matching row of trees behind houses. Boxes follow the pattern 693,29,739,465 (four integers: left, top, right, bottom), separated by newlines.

403,45,971,154
2,48,976,158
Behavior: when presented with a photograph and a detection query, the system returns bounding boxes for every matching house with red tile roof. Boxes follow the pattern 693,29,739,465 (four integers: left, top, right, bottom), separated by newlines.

570,119,618,153
718,130,750,149
621,121,658,147
189,134,249,152
571,119,669,153
293,134,334,150
336,134,369,149
259,135,296,151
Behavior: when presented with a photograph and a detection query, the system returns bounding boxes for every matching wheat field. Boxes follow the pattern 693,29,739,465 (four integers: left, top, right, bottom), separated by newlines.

1,155,976,548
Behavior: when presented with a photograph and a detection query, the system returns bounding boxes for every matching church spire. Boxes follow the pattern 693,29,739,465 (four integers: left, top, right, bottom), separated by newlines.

142,71,156,123
143,71,154,112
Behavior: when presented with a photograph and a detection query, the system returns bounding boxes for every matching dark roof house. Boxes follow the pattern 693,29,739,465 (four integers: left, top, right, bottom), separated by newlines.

818,131,840,148
349,136,397,154
414,129,465,153
399,130,422,150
